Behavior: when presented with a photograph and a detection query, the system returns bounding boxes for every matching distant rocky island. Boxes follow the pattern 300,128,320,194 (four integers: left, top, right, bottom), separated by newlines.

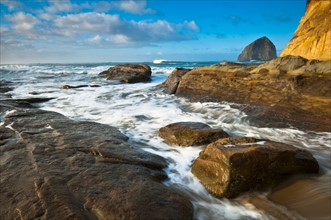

237,36,277,62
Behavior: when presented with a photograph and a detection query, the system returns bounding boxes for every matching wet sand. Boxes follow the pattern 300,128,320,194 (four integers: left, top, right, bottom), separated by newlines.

269,175,331,220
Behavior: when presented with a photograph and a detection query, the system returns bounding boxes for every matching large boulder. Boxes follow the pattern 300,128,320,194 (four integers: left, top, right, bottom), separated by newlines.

191,141,319,198
281,0,331,60
163,68,192,94
159,122,229,146
0,101,193,220
100,64,152,83
237,36,277,62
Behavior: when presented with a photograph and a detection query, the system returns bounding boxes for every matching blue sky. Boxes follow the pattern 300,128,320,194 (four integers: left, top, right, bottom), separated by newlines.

0,0,306,64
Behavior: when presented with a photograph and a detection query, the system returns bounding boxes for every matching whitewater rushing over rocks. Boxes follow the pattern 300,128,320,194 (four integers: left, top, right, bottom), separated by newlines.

1,62,330,219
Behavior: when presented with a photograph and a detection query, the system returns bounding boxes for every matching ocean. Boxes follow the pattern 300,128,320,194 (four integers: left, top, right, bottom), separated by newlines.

1,61,330,219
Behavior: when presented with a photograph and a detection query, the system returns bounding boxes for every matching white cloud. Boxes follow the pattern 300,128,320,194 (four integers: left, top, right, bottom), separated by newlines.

88,35,102,43
51,12,197,44
115,0,155,15
44,0,79,14
91,1,113,12
0,0,23,11
107,34,130,44
54,13,120,36
183,20,200,32
6,12,40,31
39,13,56,21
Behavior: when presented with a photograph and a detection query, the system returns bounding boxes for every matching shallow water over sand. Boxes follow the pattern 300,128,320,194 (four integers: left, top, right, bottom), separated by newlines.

1,62,330,219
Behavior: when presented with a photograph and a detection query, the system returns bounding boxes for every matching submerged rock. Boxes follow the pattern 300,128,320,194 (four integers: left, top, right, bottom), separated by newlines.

159,122,229,146
237,36,277,62
281,0,331,60
191,141,319,198
163,68,192,94
0,101,193,220
100,64,152,83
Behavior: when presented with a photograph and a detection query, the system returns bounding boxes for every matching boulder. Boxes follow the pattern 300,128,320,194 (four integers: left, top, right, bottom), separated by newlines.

237,36,277,62
281,0,331,60
159,122,229,146
163,68,192,94
100,64,152,83
0,101,193,220
191,141,319,198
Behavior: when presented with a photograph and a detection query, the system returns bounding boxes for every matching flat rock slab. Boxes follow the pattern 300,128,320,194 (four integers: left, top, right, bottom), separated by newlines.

192,140,319,198
173,56,331,132
0,101,193,220
159,122,229,146
100,64,152,83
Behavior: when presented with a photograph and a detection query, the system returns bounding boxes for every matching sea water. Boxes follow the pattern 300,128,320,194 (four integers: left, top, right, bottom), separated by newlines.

1,61,330,219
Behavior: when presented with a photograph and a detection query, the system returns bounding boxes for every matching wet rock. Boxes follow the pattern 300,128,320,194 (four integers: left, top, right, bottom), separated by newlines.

62,84,100,89
0,101,193,220
281,0,331,60
237,36,277,62
100,64,152,83
163,68,192,94
173,58,331,132
159,122,229,146
191,141,319,198
209,137,257,146
0,80,13,99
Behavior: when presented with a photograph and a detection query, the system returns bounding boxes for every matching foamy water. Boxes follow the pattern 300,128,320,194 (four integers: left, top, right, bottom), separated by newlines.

1,62,330,219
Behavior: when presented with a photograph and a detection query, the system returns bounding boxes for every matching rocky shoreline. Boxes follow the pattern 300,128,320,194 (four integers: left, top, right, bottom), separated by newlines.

0,97,193,220
162,56,331,132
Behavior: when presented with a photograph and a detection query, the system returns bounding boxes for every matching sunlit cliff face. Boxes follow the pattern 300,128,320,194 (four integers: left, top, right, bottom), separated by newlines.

281,0,331,60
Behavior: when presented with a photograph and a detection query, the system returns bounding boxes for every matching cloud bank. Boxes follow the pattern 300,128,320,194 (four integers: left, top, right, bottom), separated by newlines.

0,0,199,60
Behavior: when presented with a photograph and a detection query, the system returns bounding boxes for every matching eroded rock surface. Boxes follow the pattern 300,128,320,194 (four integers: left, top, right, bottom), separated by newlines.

99,64,152,83
159,122,229,146
281,0,331,60
172,56,331,131
191,141,319,198
0,101,193,220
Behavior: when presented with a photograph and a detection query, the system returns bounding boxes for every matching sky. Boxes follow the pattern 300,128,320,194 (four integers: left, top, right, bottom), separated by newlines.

0,0,307,64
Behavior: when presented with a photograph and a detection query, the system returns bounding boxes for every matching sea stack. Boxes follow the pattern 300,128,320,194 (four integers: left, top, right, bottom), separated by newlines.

280,0,331,60
237,36,277,62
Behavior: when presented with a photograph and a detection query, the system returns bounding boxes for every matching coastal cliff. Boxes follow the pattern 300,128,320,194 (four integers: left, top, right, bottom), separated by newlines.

280,0,331,60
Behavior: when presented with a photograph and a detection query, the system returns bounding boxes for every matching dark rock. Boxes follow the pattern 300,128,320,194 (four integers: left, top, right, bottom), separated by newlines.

100,64,152,83
163,68,192,94
62,84,101,89
191,141,319,198
159,122,229,146
0,80,14,99
0,101,193,220
237,36,277,62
